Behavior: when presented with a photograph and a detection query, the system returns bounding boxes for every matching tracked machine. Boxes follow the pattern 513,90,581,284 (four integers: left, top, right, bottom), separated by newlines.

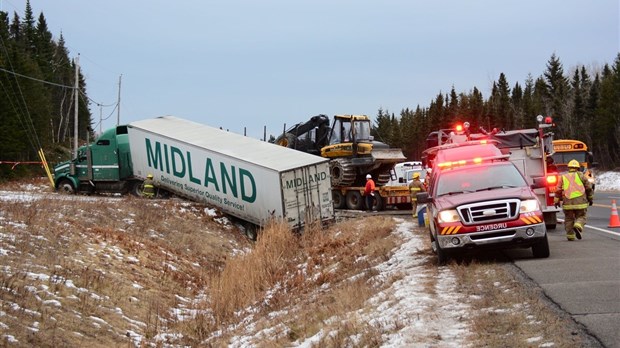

274,114,408,210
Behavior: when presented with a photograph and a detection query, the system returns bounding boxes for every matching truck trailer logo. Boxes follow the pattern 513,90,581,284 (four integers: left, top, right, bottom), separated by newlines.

145,138,256,203
285,172,328,189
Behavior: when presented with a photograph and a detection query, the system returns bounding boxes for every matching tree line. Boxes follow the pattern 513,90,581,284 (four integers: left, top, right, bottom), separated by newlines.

0,1,92,180
371,53,620,170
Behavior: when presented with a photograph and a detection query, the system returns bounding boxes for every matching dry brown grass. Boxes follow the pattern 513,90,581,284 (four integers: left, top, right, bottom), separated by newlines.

200,215,398,346
0,188,248,347
0,180,402,346
450,261,590,348
1,179,596,347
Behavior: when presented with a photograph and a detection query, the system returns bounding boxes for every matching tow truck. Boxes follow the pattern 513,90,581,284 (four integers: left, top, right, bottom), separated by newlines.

423,116,560,229
418,142,550,264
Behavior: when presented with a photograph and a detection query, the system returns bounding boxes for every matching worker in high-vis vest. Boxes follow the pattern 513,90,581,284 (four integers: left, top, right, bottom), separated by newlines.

408,172,425,218
142,174,155,199
554,159,593,241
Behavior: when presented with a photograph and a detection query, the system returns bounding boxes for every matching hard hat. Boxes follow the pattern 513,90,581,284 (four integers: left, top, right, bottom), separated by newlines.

413,172,420,179
567,160,580,169
147,174,153,179
366,174,372,179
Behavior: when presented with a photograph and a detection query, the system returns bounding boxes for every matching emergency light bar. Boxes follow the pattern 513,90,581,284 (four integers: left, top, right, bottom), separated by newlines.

436,154,510,169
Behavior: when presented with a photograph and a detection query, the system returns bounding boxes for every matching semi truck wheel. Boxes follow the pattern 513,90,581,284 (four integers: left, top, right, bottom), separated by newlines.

130,181,144,197
345,191,364,210
244,223,258,241
332,190,346,209
372,191,385,211
57,179,75,194
532,234,550,258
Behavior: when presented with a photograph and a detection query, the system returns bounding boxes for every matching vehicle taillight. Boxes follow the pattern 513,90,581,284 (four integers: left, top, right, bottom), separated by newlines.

546,174,557,186
455,124,463,132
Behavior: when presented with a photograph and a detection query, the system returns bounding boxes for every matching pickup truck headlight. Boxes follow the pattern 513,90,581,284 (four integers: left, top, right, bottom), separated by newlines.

520,199,539,213
438,209,460,223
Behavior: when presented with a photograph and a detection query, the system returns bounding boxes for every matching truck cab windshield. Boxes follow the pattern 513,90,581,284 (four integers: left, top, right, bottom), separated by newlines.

435,163,527,197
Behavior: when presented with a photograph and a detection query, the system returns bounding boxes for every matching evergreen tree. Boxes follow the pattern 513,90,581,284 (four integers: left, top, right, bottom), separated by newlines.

584,73,600,148
511,82,524,128
469,87,484,130
495,73,512,129
372,108,393,144
543,53,570,137
0,3,93,180
427,93,444,131
593,56,620,166
447,86,459,124
531,76,549,126
389,112,402,148
521,74,538,128
570,68,587,141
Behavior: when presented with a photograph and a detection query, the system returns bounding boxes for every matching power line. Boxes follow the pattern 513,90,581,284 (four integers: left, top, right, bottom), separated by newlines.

0,65,118,109
0,66,74,89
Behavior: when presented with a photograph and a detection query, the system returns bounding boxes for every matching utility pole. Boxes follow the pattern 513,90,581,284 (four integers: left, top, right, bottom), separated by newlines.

99,104,103,134
117,74,122,125
73,54,80,159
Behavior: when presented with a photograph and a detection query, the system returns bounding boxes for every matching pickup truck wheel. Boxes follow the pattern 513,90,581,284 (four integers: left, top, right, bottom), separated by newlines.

544,212,557,230
57,179,75,194
373,191,385,211
332,190,346,209
430,230,450,264
436,242,449,265
532,234,550,258
345,191,364,210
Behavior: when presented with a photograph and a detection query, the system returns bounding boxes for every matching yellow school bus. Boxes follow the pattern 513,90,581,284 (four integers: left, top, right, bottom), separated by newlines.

551,139,596,189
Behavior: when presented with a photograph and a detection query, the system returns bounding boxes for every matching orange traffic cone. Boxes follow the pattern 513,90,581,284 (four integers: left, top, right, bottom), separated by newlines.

609,199,620,228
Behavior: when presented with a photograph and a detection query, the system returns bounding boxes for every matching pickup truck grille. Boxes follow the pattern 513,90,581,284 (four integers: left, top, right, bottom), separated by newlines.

458,199,520,225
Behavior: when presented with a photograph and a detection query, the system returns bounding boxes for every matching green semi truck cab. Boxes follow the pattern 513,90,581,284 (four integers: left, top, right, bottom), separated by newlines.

53,125,141,195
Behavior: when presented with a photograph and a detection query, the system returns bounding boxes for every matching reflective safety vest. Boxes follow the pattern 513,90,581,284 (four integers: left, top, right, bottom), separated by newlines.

409,180,424,200
143,179,155,196
561,172,585,199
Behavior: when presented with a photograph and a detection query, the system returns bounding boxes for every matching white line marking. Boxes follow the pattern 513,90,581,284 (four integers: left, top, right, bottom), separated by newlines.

557,218,620,237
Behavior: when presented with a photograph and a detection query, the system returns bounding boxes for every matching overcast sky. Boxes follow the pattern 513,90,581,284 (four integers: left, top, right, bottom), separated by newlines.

4,0,620,139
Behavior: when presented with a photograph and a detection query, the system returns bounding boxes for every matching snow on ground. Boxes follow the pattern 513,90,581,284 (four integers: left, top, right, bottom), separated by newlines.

0,174,618,346
360,220,469,347
228,218,471,348
595,171,620,192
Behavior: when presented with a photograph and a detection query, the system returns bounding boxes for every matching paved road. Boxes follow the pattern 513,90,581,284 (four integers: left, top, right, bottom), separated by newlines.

508,191,620,348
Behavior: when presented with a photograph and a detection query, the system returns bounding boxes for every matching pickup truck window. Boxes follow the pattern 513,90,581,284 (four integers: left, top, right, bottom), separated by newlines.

436,164,527,197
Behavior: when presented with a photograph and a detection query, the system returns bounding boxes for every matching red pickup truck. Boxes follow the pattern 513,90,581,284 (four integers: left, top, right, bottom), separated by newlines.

418,144,550,264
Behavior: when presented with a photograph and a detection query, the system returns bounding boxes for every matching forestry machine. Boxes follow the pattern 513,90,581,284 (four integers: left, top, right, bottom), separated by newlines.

273,114,406,187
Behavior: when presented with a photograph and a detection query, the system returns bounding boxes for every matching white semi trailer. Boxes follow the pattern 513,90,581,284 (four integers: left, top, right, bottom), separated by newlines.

54,116,335,232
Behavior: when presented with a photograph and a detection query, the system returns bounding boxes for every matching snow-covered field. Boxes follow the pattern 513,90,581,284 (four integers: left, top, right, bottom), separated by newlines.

594,171,620,192
1,173,615,346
